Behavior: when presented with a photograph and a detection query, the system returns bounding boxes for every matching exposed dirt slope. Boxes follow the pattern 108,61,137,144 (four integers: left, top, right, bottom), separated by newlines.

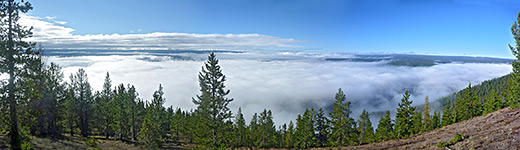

344,107,520,150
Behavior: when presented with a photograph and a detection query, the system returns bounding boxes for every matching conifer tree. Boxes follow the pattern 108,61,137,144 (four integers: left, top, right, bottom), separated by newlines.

234,108,247,147
97,72,113,139
411,112,422,135
375,111,394,142
508,11,520,108
258,109,276,148
0,0,36,148
484,89,501,114
395,90,415,139
315,108,329,147
192,53,234,146
294,108,315,149
283,121,295,149
430,111,441,130
329,88,357,146
422,96,431,132
69,69,93,137
358,109,375,144
441,101,452,126
138,85,165,147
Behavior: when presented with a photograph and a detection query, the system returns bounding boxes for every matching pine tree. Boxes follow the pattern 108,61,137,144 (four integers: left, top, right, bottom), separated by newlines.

283,121,295,148
411,112,422,135
294,108,315,149
96,72,113,139
508,11,520,108
258,109,277,148
234,108,247,147
69,69,93,137
441,101,452,126
192,53,234,147
329,88,357,146
138,85,165,147
358,109,375,144
422,96,431,132
430,111,441,130
484,89,501,114
395,90,415,139
0,0,36,148
375,111,394,142
248,113,259,147
315,108,329,147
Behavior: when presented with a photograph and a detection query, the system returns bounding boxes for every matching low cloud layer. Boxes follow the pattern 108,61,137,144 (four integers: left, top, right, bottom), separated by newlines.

46,53,512,126
20,15,303,50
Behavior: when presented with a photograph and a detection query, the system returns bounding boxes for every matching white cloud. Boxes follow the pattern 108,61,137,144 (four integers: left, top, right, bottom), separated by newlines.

54,21,67,25
45,53,513,126
20,15,303,50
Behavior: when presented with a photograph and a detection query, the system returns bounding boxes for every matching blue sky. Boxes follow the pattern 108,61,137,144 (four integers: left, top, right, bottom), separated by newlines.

27,0,520,58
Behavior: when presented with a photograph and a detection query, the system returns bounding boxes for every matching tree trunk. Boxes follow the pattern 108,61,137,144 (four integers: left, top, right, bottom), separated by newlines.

7,0,21,149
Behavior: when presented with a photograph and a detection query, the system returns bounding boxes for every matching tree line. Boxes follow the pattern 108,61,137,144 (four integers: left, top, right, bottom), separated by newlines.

1,0,520,149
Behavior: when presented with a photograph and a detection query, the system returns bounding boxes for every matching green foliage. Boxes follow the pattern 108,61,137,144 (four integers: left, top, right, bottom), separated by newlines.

358,109,375,144
328,88,357,146
69,68,94,137
509,11,520,108
411,112,422,135
315,108,329,147
395,90,415,139
294,108,316,148
430,111,441,130
437,132,468,147
85,138,97,147
422,96,431,132
484,89,502,114
192,53,234,147
375,111,394,142
138,85,165,147
441,101,453,126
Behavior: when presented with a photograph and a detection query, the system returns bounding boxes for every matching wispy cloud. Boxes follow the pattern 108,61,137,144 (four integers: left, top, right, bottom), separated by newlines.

19,15,304,50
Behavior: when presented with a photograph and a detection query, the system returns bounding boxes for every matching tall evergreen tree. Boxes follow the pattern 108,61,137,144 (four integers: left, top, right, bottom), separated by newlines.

258,109,276,148
484,89,502,114
69,68,93,137
508,11,520,108
411,112,422,135
441,101,452,126
283,121,295,149
358,109,375,144
395,90,415,139
315,108,329,147
294,108,315,149
234,108,247,147
138,85,165,147
192,53,234,146
430,111,441,130
375,111,394,142
422,96,431,132
0,0,36,148
328,88,357,146
96,72,113,139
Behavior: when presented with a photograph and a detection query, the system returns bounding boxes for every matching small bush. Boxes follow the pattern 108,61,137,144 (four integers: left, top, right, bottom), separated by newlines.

437,131,468,147
21,141,34,150
85,138,97,147
437,141,448,147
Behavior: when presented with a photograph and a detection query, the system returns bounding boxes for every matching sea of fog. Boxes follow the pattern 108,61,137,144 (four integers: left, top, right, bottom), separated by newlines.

44,51,512,126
